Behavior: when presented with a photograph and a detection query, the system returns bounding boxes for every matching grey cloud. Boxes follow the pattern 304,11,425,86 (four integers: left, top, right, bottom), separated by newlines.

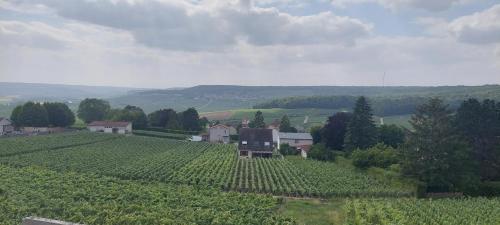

449,4,500,44
13,0,372,51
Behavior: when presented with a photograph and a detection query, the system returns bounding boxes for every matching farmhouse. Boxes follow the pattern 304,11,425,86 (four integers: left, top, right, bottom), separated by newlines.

0,117,14,135
208,124,236,144
88,121,132,134
239,128,274,158
278,132,313,158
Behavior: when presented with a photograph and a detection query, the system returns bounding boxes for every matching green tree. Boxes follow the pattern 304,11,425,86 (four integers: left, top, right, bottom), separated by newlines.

181,108,201,131
19,102,49,127
44,102,75,127
322,112,352,151
279,115,297,132
310,126,323,144
10,105,24,127
250,111,266,128
402,98,478,192
279,143,298,156
110,105,148,129
147,108,180,129
308,143,334,161
378,124,406,148
344,97,378,151
77,98,110,124
199,117,209,129
351,143,399,169
455,98,500,180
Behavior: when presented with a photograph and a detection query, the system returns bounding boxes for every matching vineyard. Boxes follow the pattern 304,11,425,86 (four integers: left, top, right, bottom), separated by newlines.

287,157,412,197
344,198,500,225
0,165,293,225
0,135,212,182
0,132,496,224
0,133,414,198
0,131,118,157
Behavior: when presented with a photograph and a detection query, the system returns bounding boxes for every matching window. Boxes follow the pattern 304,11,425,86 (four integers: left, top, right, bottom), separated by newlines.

242,141,247,145
264,142,270,146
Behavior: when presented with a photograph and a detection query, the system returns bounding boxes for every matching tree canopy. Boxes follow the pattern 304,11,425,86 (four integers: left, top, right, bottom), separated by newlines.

344,97,378,151
44,102,75,127
402,98,478,192
322,112,352,151
279,115,297,132
378,124,405,148
250,111,266,128
17,102,49,127
77,98,111,124
109,105,148,129
148,108,181,129
454,98,500,181
181,108,201,131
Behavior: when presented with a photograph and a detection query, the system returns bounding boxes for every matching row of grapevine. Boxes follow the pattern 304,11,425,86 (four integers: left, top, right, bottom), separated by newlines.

227,157,317,196
1,133,413,197
0,131,119,157
0,135,210,182
170,144,237,188
0,165,295,225
287,156,413,197
344,198,500,225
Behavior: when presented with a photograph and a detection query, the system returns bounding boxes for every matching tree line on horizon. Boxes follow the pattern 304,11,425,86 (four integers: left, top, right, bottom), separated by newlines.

254,95,467,116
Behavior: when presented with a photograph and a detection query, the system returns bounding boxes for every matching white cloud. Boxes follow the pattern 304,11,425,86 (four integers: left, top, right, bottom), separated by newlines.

449,4,500,44
11,0,371,51
1,0,499,87
332,0,470,12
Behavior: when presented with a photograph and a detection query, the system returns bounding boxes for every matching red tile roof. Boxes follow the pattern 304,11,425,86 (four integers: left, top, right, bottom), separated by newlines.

88,121,131,127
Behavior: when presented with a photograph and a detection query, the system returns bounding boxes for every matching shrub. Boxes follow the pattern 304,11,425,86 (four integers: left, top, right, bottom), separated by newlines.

308,143,334,161
351,143,399,169
279,143,298,156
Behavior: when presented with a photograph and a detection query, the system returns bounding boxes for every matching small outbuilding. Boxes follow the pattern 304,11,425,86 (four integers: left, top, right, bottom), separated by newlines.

0,117,14,135
238,128,274,158
278,132,313,158
88,121,132,134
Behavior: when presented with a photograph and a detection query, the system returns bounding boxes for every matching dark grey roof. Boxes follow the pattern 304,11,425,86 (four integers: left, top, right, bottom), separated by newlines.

279,132,313,140
239,128,274,151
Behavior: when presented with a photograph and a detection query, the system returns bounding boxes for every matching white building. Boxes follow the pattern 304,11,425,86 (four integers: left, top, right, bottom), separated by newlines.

88,121,132,134
208,124,236,144
278,132,313,158
0,117,14,135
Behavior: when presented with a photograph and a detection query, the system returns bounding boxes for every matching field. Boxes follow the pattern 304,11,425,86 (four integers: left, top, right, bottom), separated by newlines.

201,108,343,130
0,132,497,224
201,108,412,131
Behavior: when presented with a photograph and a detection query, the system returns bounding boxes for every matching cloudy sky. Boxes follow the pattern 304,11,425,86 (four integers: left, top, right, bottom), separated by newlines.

1,0,499,88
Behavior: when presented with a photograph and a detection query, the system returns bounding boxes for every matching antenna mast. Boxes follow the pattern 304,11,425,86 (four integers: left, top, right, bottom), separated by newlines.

380,72,386,125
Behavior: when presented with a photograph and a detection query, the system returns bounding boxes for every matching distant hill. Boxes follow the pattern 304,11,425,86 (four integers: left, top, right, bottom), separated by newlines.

1,83,499,117
0,82,143,102
110,85,500,113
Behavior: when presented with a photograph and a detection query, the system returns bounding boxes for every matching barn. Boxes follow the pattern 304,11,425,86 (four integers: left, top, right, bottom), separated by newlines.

88,121,132,134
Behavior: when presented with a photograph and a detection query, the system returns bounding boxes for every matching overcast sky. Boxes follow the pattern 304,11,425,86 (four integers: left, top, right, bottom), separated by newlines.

1,0,499,88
